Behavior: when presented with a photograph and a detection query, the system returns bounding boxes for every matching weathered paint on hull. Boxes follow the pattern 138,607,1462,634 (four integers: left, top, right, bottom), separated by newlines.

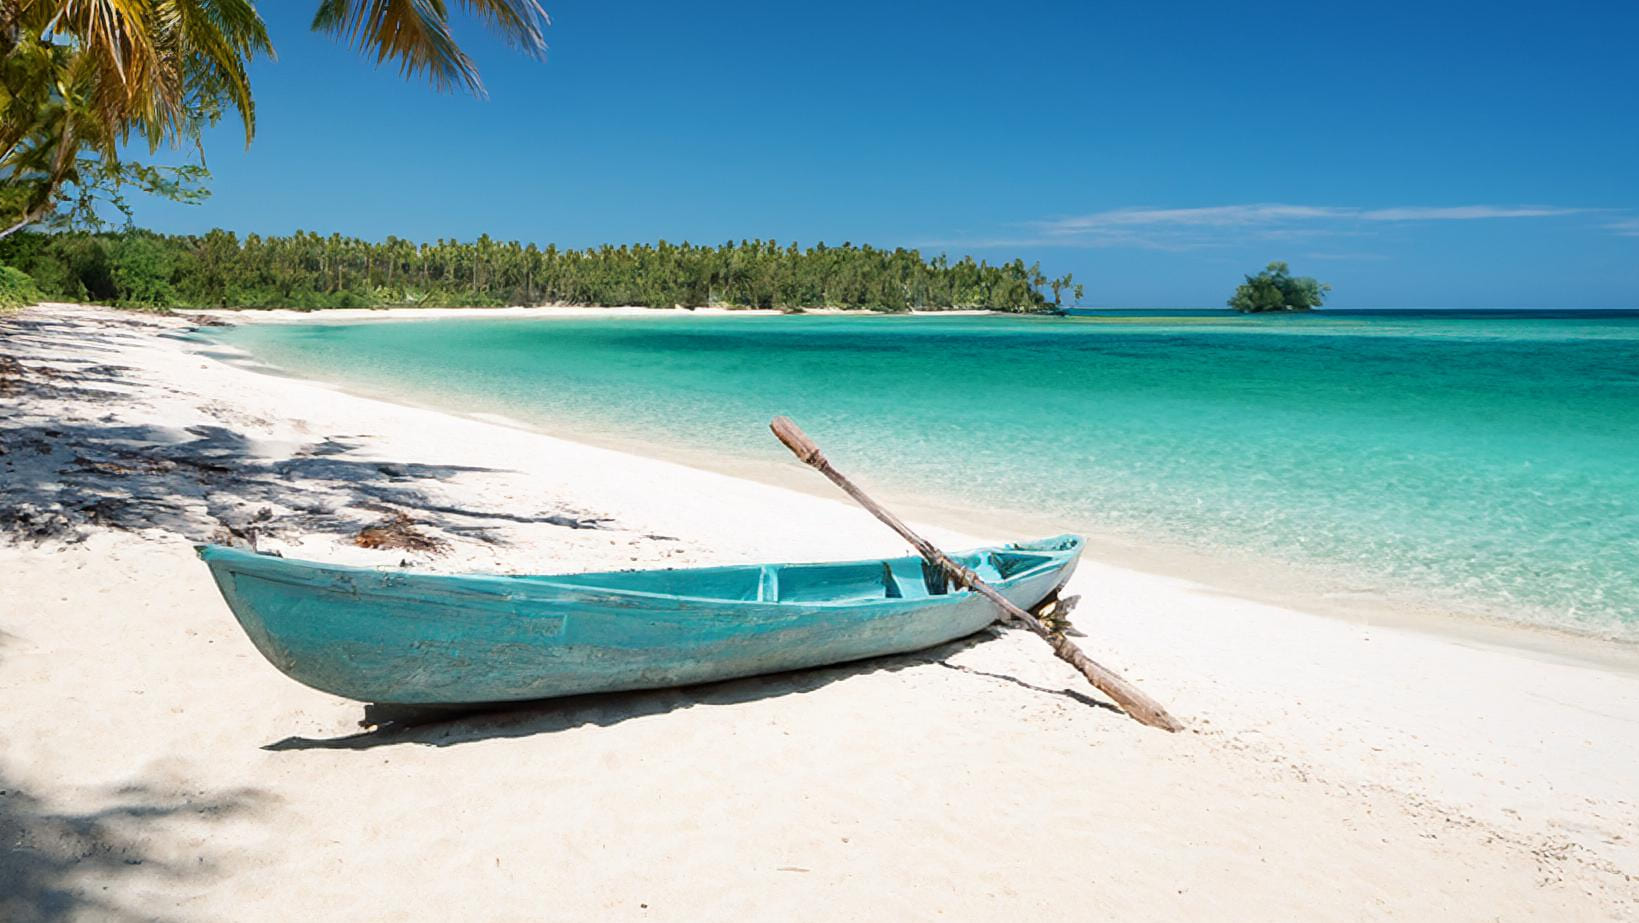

197,536,1082,705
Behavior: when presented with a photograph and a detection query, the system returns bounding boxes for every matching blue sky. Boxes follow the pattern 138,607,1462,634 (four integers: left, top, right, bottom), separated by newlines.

132,0,1638,307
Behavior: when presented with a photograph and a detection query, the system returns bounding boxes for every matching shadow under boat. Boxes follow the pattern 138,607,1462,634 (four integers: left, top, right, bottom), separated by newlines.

262,629,1118,752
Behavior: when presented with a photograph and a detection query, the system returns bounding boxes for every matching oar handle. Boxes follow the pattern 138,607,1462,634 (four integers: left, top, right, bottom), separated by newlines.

770,416,823,465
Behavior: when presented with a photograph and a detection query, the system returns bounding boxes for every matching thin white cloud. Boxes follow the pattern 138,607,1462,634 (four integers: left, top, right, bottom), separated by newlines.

918,203,1620,253
1040,204,1345,232
914,232,1206,252
964,202,1601,250
1358,205,1587,220
1039,203,1587,233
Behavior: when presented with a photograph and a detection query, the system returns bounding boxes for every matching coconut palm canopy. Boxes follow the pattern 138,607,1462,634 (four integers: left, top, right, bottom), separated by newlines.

0,0,549,237
311,0,549,95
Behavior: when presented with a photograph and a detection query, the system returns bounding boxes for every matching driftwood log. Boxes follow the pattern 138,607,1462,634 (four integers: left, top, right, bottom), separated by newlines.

770,415,1182,732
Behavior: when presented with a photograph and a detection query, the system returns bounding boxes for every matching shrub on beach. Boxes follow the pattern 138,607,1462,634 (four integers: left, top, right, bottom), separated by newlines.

0,265,41,310
3,234,116,302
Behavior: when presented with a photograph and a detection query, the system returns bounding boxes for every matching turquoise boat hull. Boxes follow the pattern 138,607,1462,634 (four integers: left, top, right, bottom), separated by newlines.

197,535,1083,705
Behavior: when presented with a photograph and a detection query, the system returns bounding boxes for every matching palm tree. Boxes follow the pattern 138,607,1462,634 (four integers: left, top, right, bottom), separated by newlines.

1,0,272,238
1,0,549,238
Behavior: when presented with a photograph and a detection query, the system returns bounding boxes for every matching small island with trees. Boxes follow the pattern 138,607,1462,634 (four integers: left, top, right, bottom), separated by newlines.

1228,261,1331,313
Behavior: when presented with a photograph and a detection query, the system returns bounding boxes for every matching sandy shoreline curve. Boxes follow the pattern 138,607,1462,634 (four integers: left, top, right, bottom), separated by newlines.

3,304,1637,919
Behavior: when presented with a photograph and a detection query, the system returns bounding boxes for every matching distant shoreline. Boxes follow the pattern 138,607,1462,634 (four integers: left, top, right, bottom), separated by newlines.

179,304,1006,325
75,302,1639,326
30,301,1639,327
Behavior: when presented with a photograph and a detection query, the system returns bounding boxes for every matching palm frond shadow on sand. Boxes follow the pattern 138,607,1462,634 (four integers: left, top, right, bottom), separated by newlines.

1,312,608,547
0,773,275,923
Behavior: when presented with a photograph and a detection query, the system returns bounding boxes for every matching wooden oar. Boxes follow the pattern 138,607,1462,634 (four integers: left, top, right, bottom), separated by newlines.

770,416,1182,732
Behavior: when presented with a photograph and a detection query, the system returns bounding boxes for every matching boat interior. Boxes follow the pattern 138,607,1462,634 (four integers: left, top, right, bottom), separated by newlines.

535,548,1063,604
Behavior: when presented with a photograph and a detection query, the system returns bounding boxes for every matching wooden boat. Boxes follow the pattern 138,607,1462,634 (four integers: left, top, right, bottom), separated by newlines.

196,535,1083,705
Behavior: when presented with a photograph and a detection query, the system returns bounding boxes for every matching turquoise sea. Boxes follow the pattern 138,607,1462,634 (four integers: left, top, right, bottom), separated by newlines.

210,310,1639,639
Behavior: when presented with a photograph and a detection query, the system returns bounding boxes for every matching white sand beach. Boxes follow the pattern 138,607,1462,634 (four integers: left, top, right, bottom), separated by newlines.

3,304,1637,920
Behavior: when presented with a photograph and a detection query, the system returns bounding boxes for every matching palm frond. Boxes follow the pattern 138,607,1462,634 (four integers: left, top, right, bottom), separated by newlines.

161,0,274,144
8,0,269,151
457,0,549,55
311,0,547,95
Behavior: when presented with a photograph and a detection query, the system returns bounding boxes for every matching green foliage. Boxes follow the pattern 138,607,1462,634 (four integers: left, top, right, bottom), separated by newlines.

0,2,270,239
2,1,544,240
0,229,1076,313
1228,261,1331,313
108,234,177,307
0,264,41,309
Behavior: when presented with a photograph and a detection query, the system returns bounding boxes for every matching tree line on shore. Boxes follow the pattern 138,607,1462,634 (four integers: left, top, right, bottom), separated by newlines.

0,230,1081,313
5,7,1085,314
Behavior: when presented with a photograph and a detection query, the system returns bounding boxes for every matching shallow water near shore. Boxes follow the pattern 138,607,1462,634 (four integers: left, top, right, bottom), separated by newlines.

208,310,1639,639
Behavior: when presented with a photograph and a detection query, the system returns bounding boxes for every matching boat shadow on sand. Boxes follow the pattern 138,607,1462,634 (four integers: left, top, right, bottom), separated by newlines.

262,631,1121,752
